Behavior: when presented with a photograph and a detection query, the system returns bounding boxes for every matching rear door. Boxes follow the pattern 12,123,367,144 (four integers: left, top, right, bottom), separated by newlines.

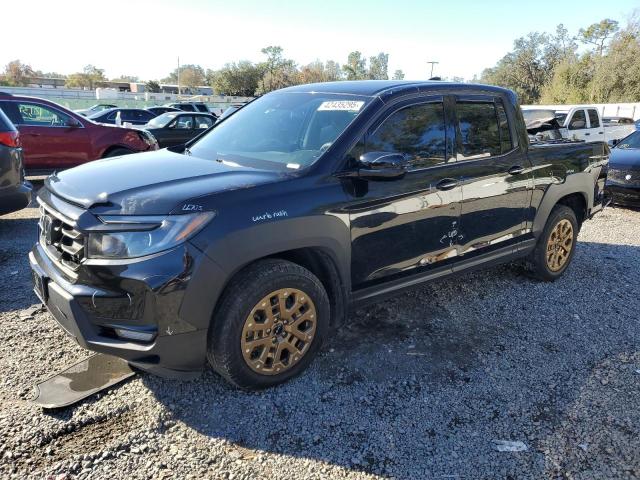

452,95,533,260
345,96,466,288
0,100,90,170
586,108,605,143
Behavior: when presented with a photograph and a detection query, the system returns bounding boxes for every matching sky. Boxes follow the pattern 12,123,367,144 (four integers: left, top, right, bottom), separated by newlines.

2,0,638,82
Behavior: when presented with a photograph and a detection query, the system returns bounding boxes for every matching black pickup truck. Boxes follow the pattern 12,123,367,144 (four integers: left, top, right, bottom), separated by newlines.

29,81,608,389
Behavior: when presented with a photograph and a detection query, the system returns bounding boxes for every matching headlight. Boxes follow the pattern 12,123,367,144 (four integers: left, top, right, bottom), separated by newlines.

87,212,214,259
137,130,158,148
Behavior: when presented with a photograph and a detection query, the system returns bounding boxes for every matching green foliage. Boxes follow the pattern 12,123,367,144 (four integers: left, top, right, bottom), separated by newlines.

145,80,161,93
163,64,206,92
392,69,405,80
2,60,35,86
207,61,263,96
484,14,640,105
65,65,106,89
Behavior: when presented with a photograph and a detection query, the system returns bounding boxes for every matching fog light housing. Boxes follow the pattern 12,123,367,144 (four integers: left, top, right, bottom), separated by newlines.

114,327,156,342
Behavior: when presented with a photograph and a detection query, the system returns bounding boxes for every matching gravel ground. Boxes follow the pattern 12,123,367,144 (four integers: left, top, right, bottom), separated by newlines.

1,203,639,479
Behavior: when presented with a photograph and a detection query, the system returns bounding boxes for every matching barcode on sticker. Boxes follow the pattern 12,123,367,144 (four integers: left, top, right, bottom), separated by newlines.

318,101,364,112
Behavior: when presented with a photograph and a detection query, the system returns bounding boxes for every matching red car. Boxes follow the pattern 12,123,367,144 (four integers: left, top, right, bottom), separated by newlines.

0,92,158,174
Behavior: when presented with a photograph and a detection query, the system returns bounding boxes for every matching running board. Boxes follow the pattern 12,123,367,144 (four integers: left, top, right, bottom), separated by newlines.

32,353,136,410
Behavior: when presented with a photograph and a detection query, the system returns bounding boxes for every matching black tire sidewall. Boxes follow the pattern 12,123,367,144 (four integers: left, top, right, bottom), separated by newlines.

209,261,329,389
535,205,579,280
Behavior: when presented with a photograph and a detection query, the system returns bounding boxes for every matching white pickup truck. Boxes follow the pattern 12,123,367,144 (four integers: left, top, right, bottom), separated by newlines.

522,106,636,143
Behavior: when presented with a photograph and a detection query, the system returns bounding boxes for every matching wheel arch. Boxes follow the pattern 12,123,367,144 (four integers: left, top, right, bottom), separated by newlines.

532,177,591,236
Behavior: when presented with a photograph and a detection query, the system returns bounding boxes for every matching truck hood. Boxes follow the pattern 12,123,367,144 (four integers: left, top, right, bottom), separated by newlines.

45,149,285,215
609,148,640,169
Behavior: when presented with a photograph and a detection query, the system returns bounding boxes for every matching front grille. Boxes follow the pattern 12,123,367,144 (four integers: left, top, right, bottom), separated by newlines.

38,204,85,273
608,168,640,186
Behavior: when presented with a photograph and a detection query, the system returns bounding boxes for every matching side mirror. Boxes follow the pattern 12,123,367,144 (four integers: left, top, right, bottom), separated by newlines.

611,138,620,146
357,151,407,179
67,117,82,128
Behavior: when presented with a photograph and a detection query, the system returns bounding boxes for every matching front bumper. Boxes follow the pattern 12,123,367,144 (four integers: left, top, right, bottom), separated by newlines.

605,182,640,208
0,181,32,216
29,239,226,379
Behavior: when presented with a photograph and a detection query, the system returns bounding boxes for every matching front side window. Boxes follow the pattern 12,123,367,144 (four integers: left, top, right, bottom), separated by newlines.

17,103,71,126
569,110,586,130
171,115,193,129
189,92,371,170
196,104,209,112
456,102,500,159
588,109,600,128
366,102,446,169
616,131,640,149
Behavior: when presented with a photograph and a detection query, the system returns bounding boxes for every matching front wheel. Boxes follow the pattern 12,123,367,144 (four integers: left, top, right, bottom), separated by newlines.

207,259,330,389
527,205,579,281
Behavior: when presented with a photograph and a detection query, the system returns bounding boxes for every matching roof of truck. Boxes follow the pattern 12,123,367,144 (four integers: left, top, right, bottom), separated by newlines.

279,80,513,98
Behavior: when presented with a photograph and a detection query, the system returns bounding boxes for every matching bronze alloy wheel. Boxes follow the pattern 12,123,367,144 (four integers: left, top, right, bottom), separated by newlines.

241,288,317,375
546,219,574,272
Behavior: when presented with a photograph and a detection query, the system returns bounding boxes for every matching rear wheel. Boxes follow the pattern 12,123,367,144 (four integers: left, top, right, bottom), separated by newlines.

207,259,329,389
103,147,133,158
527,205,578,281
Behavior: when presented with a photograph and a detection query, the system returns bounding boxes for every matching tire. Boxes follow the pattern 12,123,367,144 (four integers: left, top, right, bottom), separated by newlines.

207,259,330,389
527,204,579,281
103,147,133,158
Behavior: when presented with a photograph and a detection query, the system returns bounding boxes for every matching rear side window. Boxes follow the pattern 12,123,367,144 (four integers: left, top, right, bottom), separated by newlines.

568,110,586,130
195,116,213,129
456,102,500,159
366,102,446,169
180,104,196,112
588,109,600,128
195,104,208,112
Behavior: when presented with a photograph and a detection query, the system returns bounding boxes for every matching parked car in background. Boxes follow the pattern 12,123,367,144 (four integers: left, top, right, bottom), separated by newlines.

605,130,640,207
215,105,240,123
603,116,635,126
523,106,635,143
0,92,158,174
88,108,156,126
0,108,31,215
145,106,181,117
142,111,215,147
30,81,609,389
164,102,213,114
74,104,118,116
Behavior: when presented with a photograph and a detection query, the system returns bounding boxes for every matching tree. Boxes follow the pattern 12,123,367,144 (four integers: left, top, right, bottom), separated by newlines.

480,32,557,103
368,53,389,80
163,64,206,93
324,60,342,81
65,65,106,89
392,69,405,80
207,61,262,96
257,46,298,94
2,60,35,86
578,19,619,55
342,51,367,80
297,60,343,85
111,75,139,82
145,80,161,93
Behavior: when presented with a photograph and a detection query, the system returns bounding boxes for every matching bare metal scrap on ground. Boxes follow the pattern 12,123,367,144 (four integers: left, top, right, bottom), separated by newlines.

1,205,639,479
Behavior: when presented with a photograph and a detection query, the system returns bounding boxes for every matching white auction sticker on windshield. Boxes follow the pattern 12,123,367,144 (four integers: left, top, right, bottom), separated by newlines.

317,101,364,112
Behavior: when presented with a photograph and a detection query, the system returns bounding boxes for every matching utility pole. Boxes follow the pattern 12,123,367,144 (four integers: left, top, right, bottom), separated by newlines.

177,56,180,97
427,61,439,78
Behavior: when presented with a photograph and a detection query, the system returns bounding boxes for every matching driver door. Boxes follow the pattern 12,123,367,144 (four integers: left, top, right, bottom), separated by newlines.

566,109,588,141
0,101,90,170
344,96,466,288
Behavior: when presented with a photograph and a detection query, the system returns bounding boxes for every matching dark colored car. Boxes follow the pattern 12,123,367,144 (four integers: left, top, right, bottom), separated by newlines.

605,130,640,207
0,92,158,174
142,112,215,147
145,106,181,117
30,81,608,389
88,108,157,126
0,109,31,215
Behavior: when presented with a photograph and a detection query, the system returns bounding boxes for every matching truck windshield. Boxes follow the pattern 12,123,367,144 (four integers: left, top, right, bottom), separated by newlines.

188,92,371,169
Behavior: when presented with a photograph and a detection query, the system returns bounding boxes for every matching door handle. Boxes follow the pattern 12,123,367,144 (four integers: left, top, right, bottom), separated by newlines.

598,131,604,134
435,178,458,191
508,165,525,175
584,132,590,136
24,132,42,137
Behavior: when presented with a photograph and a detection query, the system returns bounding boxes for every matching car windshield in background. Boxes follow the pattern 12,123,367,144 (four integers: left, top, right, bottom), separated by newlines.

555,112,568,124
188,92,371,169
146,112,178,128
616,131,640,149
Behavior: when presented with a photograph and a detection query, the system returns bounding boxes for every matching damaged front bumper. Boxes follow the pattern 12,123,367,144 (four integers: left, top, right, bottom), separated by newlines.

29,238,218,379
